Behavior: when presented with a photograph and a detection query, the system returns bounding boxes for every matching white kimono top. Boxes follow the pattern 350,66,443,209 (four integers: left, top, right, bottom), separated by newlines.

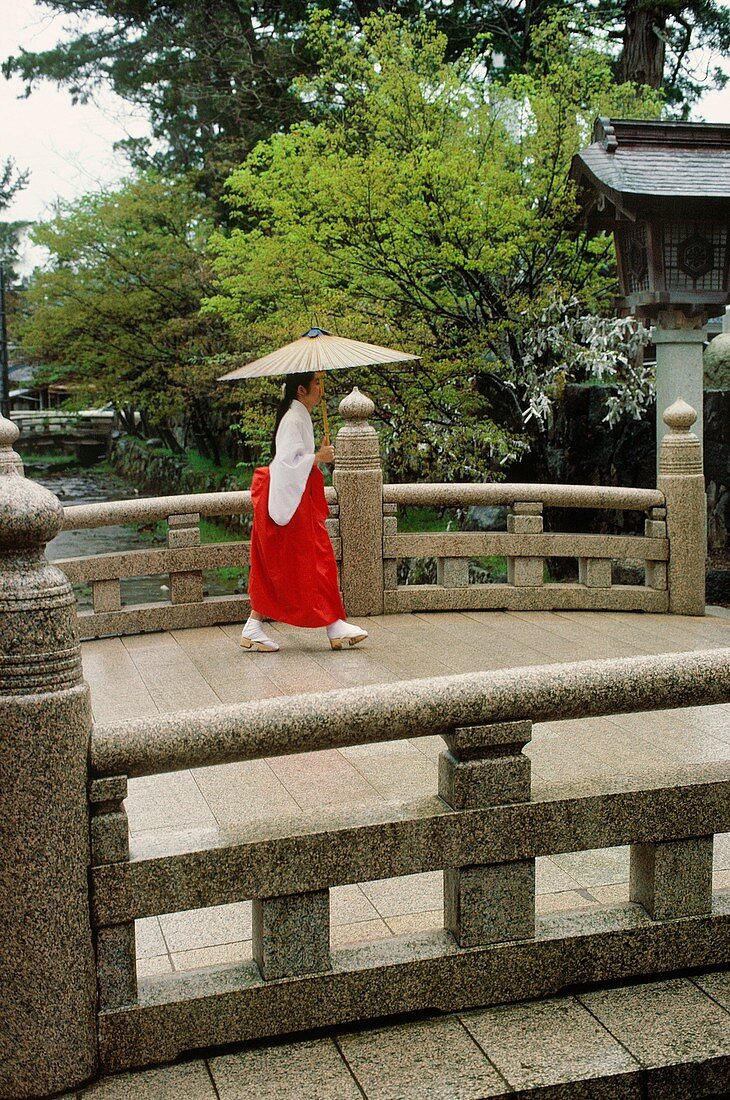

268,399,317,526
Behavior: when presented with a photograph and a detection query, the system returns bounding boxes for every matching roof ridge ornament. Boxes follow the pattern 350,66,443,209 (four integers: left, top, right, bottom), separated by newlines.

596,117,618,154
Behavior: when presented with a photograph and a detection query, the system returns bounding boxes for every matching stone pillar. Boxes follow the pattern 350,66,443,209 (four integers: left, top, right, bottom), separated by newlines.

653,321,706,463
630,836,714,920
333,388,384,616
440,721,535,947
658,400,706,616
252,890,331,981
0,415,97,1097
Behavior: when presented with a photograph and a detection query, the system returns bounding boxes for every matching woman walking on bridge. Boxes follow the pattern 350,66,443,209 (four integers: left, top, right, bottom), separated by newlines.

240,372,368,653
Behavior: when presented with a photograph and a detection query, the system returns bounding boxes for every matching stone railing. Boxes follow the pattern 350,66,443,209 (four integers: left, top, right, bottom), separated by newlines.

381,483,668,613
88,650,729,1074
52,392,705,640
59,488,339,638
0,409,725,1098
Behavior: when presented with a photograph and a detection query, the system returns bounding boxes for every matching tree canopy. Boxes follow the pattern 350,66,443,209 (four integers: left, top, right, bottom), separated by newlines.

4,0,727,192
18,173,231,455
205,13,659,480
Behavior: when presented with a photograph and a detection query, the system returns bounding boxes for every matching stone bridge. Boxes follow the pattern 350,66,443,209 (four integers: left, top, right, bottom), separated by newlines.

11,407,114,464
1,397,729,1100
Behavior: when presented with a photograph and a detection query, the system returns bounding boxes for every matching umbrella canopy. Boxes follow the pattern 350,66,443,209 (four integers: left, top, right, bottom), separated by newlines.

217,328,419,380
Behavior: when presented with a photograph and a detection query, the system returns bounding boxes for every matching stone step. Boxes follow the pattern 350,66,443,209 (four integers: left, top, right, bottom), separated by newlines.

65,969,730,1099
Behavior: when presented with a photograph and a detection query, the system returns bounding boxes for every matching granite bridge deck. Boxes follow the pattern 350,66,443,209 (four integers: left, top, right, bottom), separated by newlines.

71,605,730,1099
80,608,730,979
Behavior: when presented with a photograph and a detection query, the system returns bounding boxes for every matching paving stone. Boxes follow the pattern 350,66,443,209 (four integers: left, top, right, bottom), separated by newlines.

691,969,730,1012
209,1037,361,1100
81,1061,216,1099
125,772,217,836
135,917,166,958
159,902,252,953
551,846,630,890
461,995,640,1094
360,870,443,918
579,976,730,1097
190,759,300,826
137,954,173,978
385,908,443,936
338,1015,507,1099
330,918,391,947
171,941,252,972
330,883,381,925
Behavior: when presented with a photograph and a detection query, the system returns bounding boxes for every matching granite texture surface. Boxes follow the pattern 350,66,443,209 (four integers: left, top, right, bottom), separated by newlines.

386,583,668,613
384,532,668,559
91,772,730,924
383,482,664,509
96,906,730,1072
579,976,730,1099
337,1015,507,1099
629,835,714,919
333,389,384,616
438,751,531,809
97,923,138,1010
209,1037,362,1100
444,859,536,946
77,594,251,641
252,890,331,980
659,400,706,616
62,490,255,530
461,994,640,1094
1,414,97,1097
90,649,730,777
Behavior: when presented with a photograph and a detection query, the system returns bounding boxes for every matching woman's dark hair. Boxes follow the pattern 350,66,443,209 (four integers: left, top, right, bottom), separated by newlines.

271,372,316,456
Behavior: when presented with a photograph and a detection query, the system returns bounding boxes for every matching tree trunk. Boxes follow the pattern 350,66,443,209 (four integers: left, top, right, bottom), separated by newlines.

618,0,668,88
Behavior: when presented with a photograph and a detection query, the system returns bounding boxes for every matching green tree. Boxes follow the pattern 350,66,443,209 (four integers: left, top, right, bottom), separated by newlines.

0,158,30,285
4,0,725,191
205,13,660,481
18,173,231,456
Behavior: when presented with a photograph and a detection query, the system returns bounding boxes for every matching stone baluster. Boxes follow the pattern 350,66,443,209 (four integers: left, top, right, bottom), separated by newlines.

630,836,713,920
333,388,384,615
507,502,544,587
93,577,122,612
440,721,534,947
437,556,469,588
89,775,137,1010
0,414,97,1097
383,502,398,593
658,400,706,615
252,891,331,981
325,503,341,561
644,505,668,591
167,511,204,604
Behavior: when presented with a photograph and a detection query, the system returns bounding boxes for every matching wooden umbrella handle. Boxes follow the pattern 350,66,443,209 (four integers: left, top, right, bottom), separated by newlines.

318,371,330,445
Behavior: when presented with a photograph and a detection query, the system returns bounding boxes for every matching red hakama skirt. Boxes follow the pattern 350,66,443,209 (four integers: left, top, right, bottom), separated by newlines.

248,465,346,628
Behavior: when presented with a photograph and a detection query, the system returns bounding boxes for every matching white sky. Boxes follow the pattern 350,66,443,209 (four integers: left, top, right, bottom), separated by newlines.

1,0,730,276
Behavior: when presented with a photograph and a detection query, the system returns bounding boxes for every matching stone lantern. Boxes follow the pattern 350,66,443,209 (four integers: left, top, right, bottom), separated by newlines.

570,118,730,463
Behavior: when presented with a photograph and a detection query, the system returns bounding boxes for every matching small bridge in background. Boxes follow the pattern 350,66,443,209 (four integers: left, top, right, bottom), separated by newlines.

11,407,114,465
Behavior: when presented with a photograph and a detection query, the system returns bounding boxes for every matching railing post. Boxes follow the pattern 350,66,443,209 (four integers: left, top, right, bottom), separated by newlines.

0,414,97,1097
89,775,137,1010
167,512,204,604
333,388,384,615
630,836,714,920
440,721,535,947
507,503,544,587
658,400,706,615
252,891,331,980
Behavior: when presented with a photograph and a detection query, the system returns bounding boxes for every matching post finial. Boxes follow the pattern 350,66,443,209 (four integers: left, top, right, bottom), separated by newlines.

0,412,23,476
658,399,701,478
662,398,697,433
339,386,375,422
